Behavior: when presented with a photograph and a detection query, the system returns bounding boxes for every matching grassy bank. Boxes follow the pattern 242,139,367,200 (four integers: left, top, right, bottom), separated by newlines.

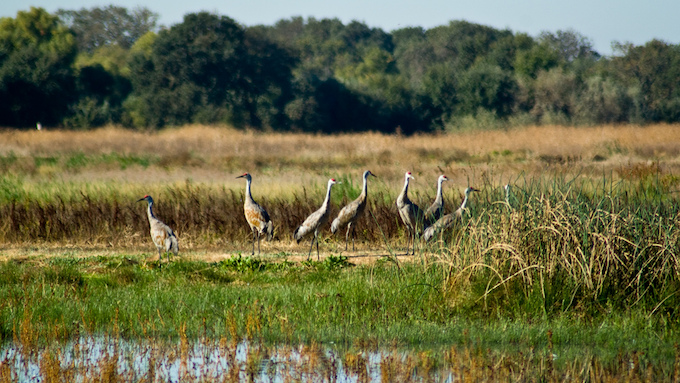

0,254,676,356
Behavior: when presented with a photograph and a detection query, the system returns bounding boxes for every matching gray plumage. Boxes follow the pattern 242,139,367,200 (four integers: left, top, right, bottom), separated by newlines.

331,170,376,251
294,178,338,260
423,187,479,242
424,175,449,226
237,172,274,255
137,195,179,261
396,171,423,255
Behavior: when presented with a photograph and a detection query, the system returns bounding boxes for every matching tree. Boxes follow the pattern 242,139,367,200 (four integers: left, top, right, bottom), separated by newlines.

57,6,158,53
457,62,517,118
538,29,599,63
127,12,295,129
610,40,680,122
0,7,76,127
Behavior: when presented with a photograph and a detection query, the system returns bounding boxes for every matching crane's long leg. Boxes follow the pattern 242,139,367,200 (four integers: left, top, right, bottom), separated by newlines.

351,224,356,252
252,231,256,255
257,233,261,255
412,230,417,255
315,232,320,261
344,225,351,251
307,236,314,260
158,248,163,262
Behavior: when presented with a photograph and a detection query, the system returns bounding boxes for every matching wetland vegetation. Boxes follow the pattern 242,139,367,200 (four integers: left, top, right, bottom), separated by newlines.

1,124,680,381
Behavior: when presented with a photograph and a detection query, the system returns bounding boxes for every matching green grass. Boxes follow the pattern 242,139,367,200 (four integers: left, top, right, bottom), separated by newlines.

0,254,677,358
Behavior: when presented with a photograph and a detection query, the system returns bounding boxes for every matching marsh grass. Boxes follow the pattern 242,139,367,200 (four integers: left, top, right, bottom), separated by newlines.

0,254,679,381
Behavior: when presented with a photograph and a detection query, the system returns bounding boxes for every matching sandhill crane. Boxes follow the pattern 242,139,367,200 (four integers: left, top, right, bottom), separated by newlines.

396,171,423,255
331,170,376,251
294,178,338,260
424,175,449,226
137,195,179,262
423,187,479,242
236,172,274,255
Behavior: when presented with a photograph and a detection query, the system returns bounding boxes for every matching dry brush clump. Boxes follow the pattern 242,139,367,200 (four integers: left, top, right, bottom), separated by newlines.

432,176,680,317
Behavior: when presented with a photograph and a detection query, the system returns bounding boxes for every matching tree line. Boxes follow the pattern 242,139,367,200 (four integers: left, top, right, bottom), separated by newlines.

1,6,679,133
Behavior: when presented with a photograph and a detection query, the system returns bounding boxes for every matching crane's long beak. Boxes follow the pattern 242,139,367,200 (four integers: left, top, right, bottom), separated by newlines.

136,198,145,202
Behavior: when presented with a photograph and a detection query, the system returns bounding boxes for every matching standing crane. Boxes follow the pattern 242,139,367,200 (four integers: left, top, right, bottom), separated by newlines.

424,175,449,226
396,171,423,255
423,187,479,242
236,172,274,255
294,178,338,260
137,195,179,262
331,170,376,251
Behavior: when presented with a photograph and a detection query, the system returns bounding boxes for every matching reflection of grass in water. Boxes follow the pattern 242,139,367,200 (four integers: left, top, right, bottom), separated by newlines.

2,336,677,381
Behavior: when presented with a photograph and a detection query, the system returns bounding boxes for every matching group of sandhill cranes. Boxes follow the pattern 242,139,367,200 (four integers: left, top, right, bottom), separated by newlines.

137,171,480,261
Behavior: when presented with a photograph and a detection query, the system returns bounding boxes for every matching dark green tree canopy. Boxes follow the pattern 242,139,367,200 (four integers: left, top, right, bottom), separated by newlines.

128,12,295,129
0,7,76,127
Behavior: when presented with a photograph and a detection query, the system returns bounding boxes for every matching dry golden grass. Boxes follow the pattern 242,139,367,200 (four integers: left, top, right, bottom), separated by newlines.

3,123,680,192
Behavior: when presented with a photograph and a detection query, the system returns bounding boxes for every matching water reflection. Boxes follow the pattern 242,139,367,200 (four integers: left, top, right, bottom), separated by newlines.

0,336,673,382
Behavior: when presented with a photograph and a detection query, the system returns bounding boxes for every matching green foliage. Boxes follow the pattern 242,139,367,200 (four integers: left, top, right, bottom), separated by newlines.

2,6,680,130
57,5,158,53
0,7,77,127
127,12,295,129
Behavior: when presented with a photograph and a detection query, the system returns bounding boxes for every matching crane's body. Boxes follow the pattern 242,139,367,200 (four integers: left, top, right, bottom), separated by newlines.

423,187,479,242
137,195,179,261
237,173,274,255
396,172,423,255
331,170,376,251
424,175,449,227
294,178,338,260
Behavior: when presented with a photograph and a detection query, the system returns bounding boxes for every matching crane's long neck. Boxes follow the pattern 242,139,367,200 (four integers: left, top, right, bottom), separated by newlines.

398,177,410,204
460,191,470,210
434,179,444,205
245,178,254,203
360,174,369,198
321,182,334,210
146,201,156,220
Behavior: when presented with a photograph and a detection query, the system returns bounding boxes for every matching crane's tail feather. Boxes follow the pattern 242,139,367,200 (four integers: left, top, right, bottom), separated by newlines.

422,227,435,242
330,218,340,234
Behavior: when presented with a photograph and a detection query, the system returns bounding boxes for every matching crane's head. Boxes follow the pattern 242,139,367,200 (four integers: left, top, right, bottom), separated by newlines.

236,172,252,181
439,175,449,183
405,171,414,181
363,170,376,179
137,195,153,204
465,187,479,195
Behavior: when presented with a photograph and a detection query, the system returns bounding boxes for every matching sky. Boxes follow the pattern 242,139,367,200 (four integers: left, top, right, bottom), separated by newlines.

3,0,679,56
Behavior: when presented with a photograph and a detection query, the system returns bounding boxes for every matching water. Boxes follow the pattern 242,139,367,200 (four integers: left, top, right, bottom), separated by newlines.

1,336,454,382
1,336,670,382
